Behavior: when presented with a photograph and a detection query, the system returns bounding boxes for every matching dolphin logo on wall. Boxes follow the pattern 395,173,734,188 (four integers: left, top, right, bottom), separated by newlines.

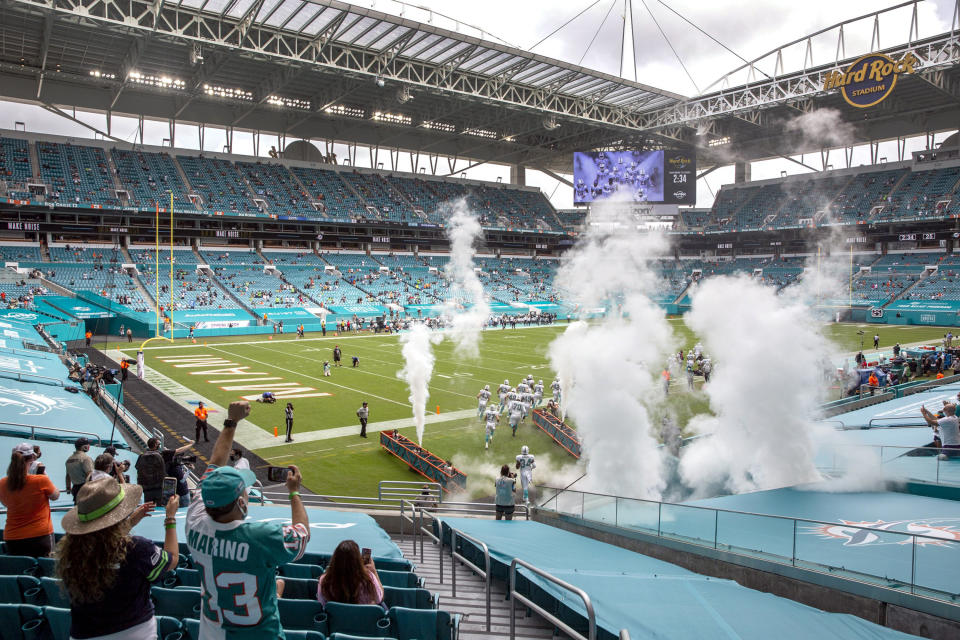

0,385,80,416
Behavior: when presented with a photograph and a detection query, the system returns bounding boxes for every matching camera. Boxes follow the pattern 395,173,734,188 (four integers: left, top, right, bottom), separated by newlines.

174,453,198,466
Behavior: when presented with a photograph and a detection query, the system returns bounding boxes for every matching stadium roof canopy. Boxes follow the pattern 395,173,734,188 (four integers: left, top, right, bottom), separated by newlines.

0,0,686,175
2,0,960,177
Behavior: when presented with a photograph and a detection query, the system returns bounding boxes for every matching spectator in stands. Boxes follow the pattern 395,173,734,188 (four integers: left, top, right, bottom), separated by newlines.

495,464,517,521
186,400,309,638
316,539,384,607
65,438,94,503
93,452,127,483
921,403,960,459
0,443,60,556
136,437,193,505
56,477,179,639
229,448,250,471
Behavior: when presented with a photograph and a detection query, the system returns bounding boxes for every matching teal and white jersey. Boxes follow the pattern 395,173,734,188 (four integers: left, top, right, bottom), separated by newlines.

478,389,491,404
484,407,499,426
516,453,536,471
508,401,523,424
185,472,309,639
498,383,511,396
533,384,544,397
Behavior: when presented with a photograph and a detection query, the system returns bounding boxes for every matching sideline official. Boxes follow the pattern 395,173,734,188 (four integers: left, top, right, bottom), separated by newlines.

357,402,369,438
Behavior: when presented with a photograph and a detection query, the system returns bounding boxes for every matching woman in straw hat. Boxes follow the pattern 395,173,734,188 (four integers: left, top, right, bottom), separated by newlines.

0,442,60,557
55,477,180,639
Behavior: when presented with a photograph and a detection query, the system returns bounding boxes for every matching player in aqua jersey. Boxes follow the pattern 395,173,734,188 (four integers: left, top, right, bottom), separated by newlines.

477,385,492,417
185,401,310,639
551,379,561,403
483,406,499,450
515,445,536,503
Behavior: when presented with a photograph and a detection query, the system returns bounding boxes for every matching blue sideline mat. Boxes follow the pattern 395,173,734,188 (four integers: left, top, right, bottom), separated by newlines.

440,518,921,640
688,488,960,597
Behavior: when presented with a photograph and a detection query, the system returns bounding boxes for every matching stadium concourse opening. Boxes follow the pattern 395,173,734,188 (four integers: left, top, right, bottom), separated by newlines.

5,0,960,636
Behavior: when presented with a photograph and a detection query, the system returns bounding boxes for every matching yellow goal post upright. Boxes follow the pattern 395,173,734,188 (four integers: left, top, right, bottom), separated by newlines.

139,191,175,353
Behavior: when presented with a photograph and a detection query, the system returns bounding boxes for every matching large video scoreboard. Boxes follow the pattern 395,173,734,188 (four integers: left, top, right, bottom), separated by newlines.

573,150,696,206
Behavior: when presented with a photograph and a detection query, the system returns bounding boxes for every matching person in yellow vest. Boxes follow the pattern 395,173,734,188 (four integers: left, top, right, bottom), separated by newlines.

194,402,209,442
85,331,92,347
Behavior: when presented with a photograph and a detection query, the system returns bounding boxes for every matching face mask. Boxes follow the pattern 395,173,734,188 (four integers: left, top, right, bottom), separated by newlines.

237,498,248,519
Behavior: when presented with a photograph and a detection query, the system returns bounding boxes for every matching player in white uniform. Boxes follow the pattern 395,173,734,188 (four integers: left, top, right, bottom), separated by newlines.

477,385,492,417
516,380,529,395
521,391,534,421
498,380,511,412
515,445,536,503
483,406,499,449
551,379,561,403
533,380,544,407
508,399,523,437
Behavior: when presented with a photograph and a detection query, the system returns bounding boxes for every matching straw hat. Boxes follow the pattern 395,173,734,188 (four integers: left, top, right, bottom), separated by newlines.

61,477,143,535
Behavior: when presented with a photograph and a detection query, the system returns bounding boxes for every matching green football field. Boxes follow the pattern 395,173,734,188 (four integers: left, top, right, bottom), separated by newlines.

110,320,956,498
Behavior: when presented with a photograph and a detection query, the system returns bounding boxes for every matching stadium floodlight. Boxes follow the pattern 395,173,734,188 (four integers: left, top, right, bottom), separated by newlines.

375,75,386,88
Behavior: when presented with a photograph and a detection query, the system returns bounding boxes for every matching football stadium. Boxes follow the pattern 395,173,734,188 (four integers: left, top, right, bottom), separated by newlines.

1,0,960,637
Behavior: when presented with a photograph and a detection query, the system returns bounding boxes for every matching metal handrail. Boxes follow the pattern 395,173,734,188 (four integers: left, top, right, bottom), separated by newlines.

509,558,596,640
537,485,953,545
0,367,64,387
0,421,103,446
866,417,931,428
419,509,445,584
538,486,958,599
451,528,491,632
97,384,158,448
379,480,442,504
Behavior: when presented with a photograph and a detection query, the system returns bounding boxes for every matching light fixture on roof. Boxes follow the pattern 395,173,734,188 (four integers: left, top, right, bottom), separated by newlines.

191,44,204,65
396,87,412,103
375,75,386,88
543,116,559,130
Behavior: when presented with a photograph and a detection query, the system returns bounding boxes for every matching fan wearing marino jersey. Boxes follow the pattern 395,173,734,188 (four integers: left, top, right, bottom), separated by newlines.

185,401,310,639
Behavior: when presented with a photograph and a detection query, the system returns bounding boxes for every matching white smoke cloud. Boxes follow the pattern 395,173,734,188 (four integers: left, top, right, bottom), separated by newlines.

680,275,827,495
785,107,856,150
548,201,678,500
443,201,491,359
396,322,443,444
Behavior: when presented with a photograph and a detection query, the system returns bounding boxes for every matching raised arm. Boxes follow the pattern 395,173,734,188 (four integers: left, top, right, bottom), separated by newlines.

285,465,309,537
210,401,251,467
174,440,195,454
920,406,939,429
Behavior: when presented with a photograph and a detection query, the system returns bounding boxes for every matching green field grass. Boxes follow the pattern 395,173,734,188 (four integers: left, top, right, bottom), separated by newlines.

112,320,957,498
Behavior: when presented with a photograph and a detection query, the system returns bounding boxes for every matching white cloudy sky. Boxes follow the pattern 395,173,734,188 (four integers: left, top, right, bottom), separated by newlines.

2,0,957,208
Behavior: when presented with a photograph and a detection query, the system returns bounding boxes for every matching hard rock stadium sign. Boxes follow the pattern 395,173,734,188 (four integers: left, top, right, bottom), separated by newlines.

822,52,918,108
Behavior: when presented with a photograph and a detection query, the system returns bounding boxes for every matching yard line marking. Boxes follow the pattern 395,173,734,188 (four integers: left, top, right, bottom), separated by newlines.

245,342,478,400
207,345,409,407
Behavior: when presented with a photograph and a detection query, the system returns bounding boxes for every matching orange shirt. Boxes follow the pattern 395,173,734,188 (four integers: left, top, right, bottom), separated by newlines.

194,407,208,421
85,332,92,339
0,474,57,540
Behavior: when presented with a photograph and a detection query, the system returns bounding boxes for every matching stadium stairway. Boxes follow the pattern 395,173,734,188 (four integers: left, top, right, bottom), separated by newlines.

392,534,554,640
73,345,273,485
881,268,933,308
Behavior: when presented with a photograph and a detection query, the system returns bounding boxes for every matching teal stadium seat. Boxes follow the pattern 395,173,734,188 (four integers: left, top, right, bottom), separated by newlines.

387,606,460,640
180,619,325,640
0,557,38,577
156,615,183,639
280,563,323,579
34,558,56,578
278,576,319,600
42,605,71,640
382,586,436,610
323,602,392,637
0,575,42,605
38,577,69,608
277,598,327,633
0,603,44,640
162,568,201,588
151,586,202,619
377,571,423,589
